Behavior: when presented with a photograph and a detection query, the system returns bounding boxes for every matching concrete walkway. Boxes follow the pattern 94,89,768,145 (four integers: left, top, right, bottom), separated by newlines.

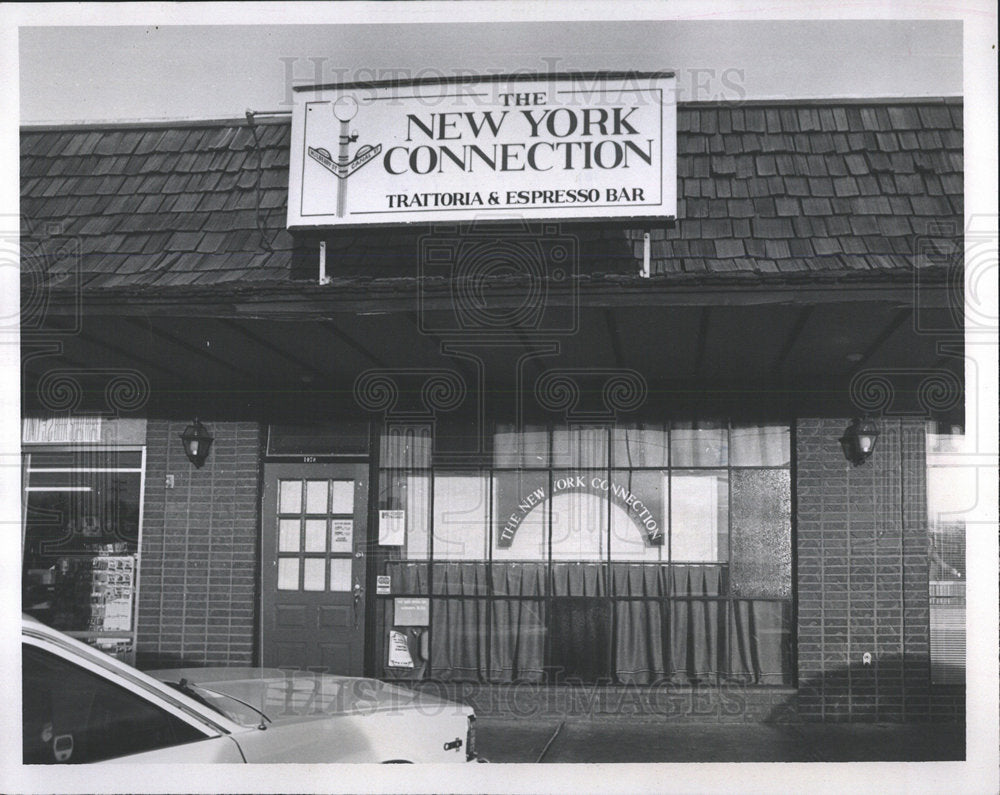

476,719,965,763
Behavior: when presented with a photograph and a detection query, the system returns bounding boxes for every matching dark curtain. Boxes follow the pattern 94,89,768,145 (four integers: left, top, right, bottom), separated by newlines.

385,561,789,685
613,564,725,685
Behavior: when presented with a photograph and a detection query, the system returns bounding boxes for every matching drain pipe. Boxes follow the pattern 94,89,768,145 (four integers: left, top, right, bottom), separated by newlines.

318,240,330,285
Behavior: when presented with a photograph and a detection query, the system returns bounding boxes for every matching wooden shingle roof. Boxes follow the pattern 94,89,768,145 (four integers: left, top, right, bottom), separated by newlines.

20,98,962,293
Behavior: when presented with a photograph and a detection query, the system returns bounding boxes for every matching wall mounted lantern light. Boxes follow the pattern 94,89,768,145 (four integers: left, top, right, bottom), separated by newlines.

179,419,213,468
839,417,880,466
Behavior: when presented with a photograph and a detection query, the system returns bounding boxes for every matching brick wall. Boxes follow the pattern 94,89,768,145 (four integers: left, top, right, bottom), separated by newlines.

796,417,963,722
136,420,261,669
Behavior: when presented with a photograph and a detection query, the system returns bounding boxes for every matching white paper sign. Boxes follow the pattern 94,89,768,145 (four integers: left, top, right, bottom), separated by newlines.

376,575,391,595
388,630,414,668
378,510,405,546
288,73,677,228
331,520,353,553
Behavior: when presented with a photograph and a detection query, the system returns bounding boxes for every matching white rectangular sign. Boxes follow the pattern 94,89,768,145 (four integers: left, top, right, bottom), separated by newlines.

378,509,406,546
330,519,353,553
288,73,676,228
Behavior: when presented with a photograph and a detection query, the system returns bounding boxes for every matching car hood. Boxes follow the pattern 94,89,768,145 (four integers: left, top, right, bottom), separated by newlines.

147,667,469,727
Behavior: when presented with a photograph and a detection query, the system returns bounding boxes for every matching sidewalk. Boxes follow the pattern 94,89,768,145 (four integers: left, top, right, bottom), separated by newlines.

476,718,965,763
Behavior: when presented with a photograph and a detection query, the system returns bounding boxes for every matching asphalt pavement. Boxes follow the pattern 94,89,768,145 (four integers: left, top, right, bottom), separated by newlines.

475,718,965,763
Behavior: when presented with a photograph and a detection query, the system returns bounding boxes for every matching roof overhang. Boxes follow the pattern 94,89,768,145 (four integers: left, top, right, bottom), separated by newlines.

22,272,963,424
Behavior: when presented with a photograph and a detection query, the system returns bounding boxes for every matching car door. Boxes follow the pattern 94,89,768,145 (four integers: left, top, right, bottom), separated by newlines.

22,638,244,764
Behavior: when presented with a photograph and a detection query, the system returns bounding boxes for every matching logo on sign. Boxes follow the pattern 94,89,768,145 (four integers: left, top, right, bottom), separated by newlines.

307,95,384,217
307,143,382,180
496,473,663,548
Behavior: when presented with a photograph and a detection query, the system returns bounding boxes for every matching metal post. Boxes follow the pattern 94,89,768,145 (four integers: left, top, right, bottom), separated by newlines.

319,239,330,285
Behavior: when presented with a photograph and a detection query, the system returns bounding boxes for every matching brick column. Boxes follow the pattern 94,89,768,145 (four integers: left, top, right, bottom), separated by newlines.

136,420,261,669
795,417,932,722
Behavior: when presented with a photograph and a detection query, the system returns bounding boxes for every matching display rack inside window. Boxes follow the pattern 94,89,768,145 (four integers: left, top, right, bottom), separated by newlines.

374,422,793,686
21,448,144,663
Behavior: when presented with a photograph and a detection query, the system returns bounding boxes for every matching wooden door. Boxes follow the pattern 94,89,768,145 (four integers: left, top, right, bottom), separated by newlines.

261,463,368,674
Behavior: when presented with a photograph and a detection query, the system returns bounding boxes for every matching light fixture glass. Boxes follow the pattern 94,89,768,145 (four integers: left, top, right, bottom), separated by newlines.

839,417,880,466
179,419,213,468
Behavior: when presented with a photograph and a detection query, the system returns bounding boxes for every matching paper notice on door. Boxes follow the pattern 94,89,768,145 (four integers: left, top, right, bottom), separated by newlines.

330,520,353,553
388,630,414,668
378,510,405,546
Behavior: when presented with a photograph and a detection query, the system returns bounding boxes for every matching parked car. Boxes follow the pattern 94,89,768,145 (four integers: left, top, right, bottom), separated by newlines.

22,615,479,763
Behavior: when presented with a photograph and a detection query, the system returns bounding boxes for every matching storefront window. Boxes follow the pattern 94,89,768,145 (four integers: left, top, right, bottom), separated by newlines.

21,448,144,661
926,424,967,686
376,422,793,686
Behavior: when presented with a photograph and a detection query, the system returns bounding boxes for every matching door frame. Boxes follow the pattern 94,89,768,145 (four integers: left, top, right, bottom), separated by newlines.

258,459,371,675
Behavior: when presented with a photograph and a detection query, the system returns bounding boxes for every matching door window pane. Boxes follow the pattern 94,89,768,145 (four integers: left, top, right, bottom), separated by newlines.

330,520,353,553
330,559,352,592
303,559,326,591
278,480,302,514
331,480,355,514
278,519,300,552
671,471,728,562
277,558,299,590
305,480,328,514
304,519,326,553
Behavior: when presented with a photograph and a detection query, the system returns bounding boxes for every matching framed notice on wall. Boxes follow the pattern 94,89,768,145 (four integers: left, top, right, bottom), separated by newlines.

288,72,677,228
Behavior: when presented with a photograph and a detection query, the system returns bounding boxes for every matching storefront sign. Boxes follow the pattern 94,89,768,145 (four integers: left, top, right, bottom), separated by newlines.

394,597,430,627
288,73,676,227
376,575,392,595
495,473,663,548
378,510,405,545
